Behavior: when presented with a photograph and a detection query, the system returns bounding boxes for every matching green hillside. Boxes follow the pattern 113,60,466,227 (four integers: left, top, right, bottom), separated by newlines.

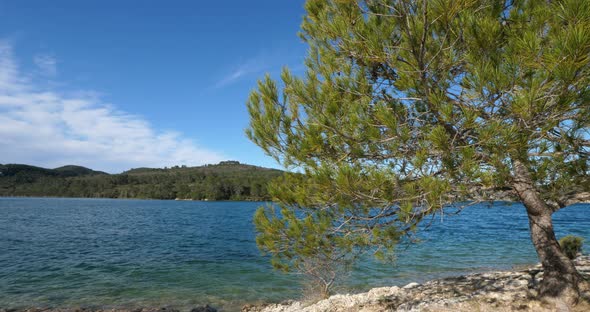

0,161,283,201
53,165,108,177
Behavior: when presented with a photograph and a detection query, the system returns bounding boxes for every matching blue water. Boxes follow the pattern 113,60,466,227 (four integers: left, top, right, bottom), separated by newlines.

0,198,588,311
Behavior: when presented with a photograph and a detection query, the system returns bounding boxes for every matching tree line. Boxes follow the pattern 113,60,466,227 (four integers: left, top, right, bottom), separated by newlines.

0,162,283,201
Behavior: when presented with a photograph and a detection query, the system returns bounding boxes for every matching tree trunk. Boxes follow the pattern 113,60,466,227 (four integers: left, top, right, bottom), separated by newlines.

512,160,583,304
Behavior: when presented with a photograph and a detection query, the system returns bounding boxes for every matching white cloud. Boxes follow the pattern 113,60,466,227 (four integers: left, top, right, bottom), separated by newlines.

0,43,25,92
214,47,307,89
214,55,270,88
0,42,226,173
33,54,57,76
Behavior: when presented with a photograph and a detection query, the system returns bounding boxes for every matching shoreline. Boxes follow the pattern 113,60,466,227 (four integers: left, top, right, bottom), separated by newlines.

0,196,271,202
3,256,588,312
243,255,590,312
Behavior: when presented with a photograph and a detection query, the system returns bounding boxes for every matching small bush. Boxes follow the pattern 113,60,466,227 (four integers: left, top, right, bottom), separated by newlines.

559,235,584,259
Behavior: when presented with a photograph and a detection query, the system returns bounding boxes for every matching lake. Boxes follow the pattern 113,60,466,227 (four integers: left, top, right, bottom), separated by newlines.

1,198,588,311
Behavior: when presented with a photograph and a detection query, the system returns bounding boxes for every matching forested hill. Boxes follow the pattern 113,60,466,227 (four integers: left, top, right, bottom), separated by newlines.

0,161,284,201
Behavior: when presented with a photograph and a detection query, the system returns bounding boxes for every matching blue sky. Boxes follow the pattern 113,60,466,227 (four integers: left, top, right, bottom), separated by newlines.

0,0,307,172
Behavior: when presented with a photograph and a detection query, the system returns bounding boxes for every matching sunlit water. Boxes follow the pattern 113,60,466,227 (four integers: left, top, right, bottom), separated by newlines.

1,198,588,311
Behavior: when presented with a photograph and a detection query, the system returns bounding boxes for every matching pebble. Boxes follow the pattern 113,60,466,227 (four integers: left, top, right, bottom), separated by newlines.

243,255,590,312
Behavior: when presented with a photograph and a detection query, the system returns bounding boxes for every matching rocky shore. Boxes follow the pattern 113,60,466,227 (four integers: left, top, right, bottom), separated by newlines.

0,306,218,312
2,256,589,312
243,255,590,312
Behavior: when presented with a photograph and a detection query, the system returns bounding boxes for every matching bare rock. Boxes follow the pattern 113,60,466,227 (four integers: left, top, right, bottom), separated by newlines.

246,255,590,312
402,282,419,290
190,305,217,312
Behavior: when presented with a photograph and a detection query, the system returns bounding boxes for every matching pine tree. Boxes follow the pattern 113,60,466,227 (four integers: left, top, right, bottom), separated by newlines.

247,0,590,302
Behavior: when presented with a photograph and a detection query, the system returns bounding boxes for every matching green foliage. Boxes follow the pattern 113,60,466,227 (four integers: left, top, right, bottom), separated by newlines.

247,0,590,292
559,235,584,260
0,162,282,201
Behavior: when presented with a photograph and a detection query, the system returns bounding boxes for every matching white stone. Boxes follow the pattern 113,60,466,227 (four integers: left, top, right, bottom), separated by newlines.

403,282,420,289
367,286,400,298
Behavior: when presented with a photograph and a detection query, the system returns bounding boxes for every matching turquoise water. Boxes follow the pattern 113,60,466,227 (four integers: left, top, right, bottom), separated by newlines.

1,198,588,311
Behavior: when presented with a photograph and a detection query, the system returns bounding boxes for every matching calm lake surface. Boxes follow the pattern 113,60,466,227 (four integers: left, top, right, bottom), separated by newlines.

1,198,589,311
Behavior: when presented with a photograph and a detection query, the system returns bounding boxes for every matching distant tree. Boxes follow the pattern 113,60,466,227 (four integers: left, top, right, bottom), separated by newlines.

247,0,590,303
0,163,282,201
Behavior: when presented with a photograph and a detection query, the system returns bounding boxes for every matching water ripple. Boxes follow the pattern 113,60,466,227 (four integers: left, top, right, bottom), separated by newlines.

0,198,588,311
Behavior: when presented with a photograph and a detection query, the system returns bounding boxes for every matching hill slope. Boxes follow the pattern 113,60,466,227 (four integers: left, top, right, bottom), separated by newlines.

0,161,283,201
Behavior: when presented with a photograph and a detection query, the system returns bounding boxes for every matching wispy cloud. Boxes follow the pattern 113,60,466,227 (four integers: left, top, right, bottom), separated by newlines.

215,57,268,88
214,47,307,89
0,43,24,92
33,54,57,76
0,42,225,173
